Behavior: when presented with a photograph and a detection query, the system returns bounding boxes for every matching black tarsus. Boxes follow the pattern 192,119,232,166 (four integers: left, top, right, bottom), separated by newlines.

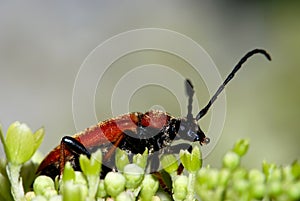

195,49,271,121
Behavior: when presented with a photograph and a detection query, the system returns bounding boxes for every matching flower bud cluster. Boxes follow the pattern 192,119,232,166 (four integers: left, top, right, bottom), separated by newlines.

1,122,300,201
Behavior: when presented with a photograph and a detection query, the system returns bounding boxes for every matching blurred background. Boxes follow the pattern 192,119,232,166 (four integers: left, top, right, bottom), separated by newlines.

0,1,299,169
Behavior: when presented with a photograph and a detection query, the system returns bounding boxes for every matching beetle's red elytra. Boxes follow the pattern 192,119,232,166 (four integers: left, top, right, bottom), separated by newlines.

37,49,271,182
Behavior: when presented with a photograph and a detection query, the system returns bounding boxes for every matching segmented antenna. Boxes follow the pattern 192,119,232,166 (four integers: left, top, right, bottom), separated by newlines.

185,79,194,122
195,49,271,121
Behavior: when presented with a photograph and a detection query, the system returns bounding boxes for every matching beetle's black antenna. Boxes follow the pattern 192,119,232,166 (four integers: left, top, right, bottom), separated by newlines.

195,49,271,121
185,79,194,122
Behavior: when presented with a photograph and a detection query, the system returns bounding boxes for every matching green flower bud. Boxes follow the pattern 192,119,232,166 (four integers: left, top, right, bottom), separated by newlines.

161,154,179,174
222,151,240,170
232,168,247,180
79,149,102,176
233,179,249,194
116,191,135,201
74,171,87,186
62,162,75,182
180,146,202,172
96,180,106,198
268,180,282,197
206,169,219,189
155,190,171,201
124,164,144,189
291,161,300,179
172,175,188,201
282,166,294,182
32,195,47,201
262,161,276,179
196,168,209,185
218,169,230,186
1,122,44,165
287,181,300,200
197,168,219,190
104,172,126,197
33,175,56,196
268,169,282,182
133,148,148,169
49,195,62,201
140,175,159,201
232,139,249,157
115,148,129,172
25,191,36,201
151,196,161,201
79,150,102,198
43,190,58,199
62,182,85,201
249,169,265,184
250,183,265,199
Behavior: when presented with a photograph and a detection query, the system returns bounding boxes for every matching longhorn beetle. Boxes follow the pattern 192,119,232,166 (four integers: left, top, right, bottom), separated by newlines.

37,49,271,182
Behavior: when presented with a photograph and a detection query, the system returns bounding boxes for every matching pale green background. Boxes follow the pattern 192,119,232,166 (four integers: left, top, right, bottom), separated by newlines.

0,1,299,168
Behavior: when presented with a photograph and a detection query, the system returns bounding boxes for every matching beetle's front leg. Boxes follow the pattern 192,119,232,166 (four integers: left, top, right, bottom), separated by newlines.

60,136,91,174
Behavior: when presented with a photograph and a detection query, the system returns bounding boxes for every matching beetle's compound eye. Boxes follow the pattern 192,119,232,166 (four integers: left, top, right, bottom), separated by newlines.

205,137,210,144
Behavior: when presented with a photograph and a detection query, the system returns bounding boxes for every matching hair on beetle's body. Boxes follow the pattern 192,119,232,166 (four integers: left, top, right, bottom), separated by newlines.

37,49,271,186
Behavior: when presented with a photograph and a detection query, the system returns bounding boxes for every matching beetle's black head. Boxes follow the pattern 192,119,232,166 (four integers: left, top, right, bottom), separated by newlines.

178,118,210,145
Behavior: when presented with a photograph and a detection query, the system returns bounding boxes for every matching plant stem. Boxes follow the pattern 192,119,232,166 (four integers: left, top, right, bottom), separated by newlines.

185,172,196,201
6,163,25,201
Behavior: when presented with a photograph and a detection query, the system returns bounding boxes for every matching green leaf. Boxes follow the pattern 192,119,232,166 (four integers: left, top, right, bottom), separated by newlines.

32,127,45,154
0,173,13,201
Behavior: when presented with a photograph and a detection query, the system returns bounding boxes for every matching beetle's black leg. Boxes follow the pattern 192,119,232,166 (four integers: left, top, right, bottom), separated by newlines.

60,136,91,174
152,171,172,195
149,152,172,195
148,151,160,173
